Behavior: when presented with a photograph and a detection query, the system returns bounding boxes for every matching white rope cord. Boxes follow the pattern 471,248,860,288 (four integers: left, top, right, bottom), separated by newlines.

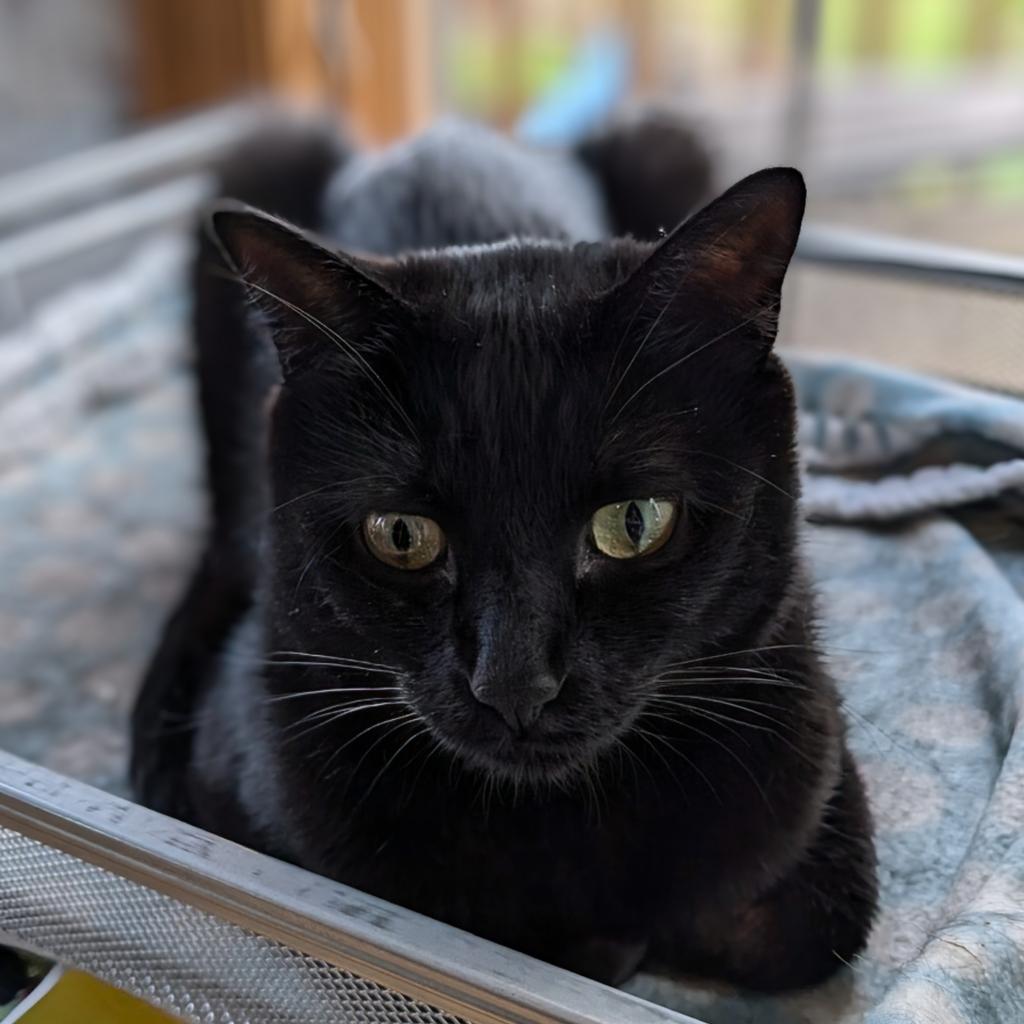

802,459,1024,521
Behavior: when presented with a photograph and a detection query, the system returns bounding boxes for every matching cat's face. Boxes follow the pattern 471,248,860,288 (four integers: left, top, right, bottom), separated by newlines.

215,168,805,784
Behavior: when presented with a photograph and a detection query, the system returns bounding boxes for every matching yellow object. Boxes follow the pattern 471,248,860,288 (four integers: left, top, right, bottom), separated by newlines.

19,968,178,1023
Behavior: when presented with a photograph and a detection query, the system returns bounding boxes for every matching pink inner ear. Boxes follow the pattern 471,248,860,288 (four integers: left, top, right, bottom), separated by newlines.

699,243,746,284
222,217,331,308
684,195,800,308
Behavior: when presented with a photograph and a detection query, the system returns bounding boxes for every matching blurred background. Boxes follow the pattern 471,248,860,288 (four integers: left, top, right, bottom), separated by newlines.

2,8,1024,1019
2,0,1024,384
1,1,1024,791
6,0,1024,385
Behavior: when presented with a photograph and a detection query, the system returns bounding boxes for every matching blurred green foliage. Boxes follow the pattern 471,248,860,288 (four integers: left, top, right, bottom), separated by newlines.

442,0,1024,209
448,28,571,115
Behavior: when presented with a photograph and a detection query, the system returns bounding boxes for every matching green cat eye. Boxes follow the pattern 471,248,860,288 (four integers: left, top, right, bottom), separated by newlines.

363,513,446,570
590,499,678,559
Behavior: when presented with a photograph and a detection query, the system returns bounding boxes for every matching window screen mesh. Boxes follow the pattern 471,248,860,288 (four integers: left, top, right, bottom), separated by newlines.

0,825,471,1024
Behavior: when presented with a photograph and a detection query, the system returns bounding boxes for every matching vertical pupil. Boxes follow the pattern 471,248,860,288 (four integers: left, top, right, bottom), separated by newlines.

624,502,645,546
391,517,413,551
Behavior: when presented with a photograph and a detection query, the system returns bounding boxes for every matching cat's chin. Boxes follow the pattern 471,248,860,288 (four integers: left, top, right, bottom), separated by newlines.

459,744,595,787
430,726,606,787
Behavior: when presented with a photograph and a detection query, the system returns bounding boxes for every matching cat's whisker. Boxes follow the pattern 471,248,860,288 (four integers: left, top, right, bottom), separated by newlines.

610,305,777,423
472,767,493,817
646,696,792,737
629,728,685,792
645,693,792,714
611,736,658,794
651,712,774,811
274,698,406,740
320,710,421,782
283,699,408,743
266,650,401,672
651,674,813,693
642,706,758,756
653,667,803,681
652,667,802,686
656,644,812,669
602,297,677,413
632,726,722,805
400,734,445,810
262,654,400,672
263,686,403,704
262,662,391,676
292,524,346,600
668,663,806,678
238,276,418,436
667,700,822,767
682,448,795,501
333,715,425,795
282,695,404,726
350,724,433,816
267,648,396,664
654,683,811,697
258,660,400,676
690,496,744,521
225,648,402,676
654,663,810,683
265,476,391,518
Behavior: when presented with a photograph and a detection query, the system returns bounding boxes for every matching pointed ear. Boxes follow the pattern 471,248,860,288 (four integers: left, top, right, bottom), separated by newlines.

208,203,397,377
626,167,805,348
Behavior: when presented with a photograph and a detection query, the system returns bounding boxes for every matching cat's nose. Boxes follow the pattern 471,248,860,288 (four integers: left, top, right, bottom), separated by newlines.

469,672,563,733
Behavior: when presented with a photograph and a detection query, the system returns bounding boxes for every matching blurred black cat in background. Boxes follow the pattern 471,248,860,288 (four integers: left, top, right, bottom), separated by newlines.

132,110,876,990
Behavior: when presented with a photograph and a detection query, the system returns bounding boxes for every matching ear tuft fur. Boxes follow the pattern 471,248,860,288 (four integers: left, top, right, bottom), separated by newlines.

625,167,806,350
209,205,397,378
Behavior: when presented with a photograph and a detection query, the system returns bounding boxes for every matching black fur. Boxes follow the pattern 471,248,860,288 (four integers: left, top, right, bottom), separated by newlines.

133,114,875,991
130,114,348,822
575,105,714,239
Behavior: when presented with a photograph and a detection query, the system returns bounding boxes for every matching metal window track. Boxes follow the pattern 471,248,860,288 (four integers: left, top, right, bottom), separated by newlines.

797,223,1024,295
0,98,1021,306
0,752,697,1024
0,101,265,233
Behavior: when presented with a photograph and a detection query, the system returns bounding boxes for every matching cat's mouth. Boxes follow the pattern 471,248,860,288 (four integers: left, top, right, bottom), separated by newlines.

417,704,610,784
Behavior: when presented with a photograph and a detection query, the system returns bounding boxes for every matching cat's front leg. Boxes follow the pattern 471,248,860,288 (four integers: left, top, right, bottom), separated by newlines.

651,747,877,992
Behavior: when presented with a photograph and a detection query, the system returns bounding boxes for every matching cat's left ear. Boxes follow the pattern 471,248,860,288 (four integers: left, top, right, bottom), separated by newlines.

623,167,805,350
208,203,398,377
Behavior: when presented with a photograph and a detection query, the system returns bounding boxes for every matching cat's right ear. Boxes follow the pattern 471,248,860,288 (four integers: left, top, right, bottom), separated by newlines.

208,203,397,377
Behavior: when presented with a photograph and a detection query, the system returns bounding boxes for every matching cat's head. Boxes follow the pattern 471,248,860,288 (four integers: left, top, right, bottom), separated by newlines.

213,168,806,785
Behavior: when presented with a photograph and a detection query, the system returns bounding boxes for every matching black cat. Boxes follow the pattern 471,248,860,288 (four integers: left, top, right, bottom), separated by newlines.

132,113,876,991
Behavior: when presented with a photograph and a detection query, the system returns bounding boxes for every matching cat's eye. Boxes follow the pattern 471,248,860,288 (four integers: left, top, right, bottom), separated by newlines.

363,513,446,570
590,499,678,559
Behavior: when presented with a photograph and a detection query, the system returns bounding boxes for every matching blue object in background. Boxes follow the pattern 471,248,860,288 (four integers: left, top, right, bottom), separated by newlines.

515,29,629,146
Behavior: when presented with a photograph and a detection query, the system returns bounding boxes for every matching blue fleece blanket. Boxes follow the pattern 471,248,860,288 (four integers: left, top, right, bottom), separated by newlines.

1,241,1022,1024
633,359,1024,1023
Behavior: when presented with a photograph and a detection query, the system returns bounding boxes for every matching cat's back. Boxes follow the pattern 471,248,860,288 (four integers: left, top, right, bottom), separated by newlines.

321,119,610,255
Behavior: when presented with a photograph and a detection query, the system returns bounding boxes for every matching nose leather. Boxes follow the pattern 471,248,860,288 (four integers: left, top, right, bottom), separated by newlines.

470,672,562,731
467,580,564,732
